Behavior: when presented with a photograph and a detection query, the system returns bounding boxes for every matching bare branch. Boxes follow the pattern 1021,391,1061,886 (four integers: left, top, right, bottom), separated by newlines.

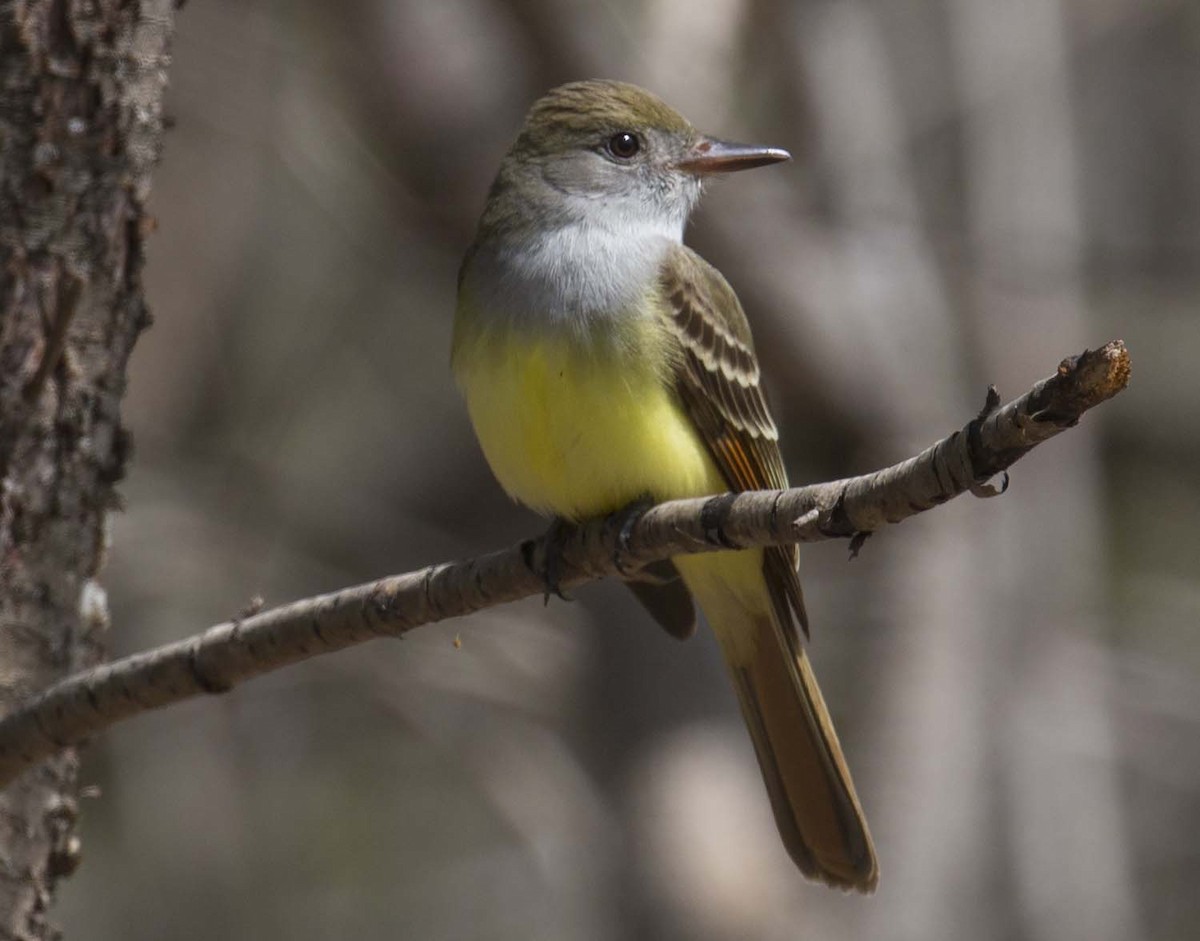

0,341,1130,789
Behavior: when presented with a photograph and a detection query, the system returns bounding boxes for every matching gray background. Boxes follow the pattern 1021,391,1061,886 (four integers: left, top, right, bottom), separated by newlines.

58,1,1199,939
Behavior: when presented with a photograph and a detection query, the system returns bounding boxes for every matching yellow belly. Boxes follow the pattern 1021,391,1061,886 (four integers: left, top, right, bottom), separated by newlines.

453,317,774,651
452,323,726,520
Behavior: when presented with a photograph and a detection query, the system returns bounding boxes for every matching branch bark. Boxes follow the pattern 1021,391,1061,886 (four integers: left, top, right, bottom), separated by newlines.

0,341,1129,791
0,1,174,933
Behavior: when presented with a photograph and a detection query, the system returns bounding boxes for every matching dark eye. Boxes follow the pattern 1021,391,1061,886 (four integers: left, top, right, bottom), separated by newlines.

606,132,641,160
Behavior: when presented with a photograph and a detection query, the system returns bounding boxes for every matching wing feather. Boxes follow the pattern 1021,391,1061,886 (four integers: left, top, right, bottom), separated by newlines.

658,245,805,631
658,245,877,890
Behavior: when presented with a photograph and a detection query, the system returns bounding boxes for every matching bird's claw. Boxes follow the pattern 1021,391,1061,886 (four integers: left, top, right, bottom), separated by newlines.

529,518,573,604
611,496,655,577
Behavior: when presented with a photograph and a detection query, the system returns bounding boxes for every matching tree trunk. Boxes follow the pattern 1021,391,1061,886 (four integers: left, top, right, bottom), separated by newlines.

0,1,173,935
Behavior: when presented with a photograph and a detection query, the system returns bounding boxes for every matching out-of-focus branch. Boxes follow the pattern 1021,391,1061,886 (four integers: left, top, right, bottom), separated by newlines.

0,342,1130,789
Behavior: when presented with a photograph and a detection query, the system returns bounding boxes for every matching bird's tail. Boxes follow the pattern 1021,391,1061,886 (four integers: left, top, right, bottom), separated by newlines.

676,548,878,892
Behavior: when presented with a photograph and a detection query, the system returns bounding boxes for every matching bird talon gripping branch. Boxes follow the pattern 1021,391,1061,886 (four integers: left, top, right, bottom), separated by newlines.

535,518,574,604
610,496,654,577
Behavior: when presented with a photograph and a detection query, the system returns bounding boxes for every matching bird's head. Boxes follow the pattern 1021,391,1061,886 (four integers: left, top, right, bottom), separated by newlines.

486,80,790,240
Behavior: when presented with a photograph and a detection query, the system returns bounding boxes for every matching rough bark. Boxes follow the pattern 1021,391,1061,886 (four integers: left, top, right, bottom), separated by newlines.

0,1,173,935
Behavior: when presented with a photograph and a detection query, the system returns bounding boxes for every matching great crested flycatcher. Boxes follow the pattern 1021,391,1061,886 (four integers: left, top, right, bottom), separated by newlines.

452,79,877,892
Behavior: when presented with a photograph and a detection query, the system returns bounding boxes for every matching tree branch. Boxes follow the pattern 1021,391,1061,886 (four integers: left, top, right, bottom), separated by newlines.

0,341,1130,788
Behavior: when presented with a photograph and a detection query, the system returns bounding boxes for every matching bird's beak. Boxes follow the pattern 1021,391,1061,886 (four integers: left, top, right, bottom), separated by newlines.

675,137,791,175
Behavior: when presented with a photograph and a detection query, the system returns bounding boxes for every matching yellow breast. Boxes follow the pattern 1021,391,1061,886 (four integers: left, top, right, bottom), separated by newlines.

452,320,725,520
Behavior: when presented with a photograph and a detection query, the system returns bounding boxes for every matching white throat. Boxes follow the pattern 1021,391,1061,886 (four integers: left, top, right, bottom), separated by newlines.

463,212,684,330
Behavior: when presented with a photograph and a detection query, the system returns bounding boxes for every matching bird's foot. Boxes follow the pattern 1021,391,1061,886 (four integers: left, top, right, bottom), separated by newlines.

525,517,575,604
610,495,656,577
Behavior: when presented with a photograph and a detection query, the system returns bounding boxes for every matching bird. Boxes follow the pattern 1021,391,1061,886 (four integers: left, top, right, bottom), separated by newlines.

451,79,877,892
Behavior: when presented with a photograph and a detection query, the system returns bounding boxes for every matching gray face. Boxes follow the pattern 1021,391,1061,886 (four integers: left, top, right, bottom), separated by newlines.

463,123,705,328
529,125,704,235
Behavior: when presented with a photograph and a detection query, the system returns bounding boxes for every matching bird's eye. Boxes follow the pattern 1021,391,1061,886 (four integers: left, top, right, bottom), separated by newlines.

606,132,641,160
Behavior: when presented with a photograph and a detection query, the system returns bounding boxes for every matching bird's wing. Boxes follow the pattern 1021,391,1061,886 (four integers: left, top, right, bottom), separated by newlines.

657,244,806,634
656,244,878,891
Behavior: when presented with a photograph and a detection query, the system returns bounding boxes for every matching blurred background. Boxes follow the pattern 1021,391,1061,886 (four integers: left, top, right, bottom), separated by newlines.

55,0,1198,938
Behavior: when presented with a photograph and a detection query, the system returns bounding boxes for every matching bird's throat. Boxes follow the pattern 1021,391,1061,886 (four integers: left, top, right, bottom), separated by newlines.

461,219,680,331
